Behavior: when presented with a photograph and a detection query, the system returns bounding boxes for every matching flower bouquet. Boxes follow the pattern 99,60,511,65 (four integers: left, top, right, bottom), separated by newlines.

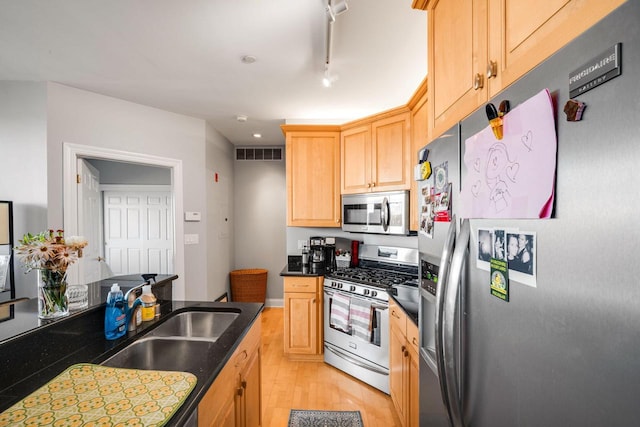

15,230,88,319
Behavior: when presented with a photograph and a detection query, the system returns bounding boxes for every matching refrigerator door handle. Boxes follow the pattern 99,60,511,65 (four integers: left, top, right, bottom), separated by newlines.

434,215,457,419
443,218,470,427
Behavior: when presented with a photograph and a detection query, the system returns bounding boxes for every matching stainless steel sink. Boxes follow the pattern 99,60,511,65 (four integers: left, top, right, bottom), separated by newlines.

101,336,215,370
146,311,239,341
101,309,240,370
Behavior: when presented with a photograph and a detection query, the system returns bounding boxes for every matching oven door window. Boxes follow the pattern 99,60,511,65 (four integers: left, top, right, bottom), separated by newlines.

328,292,383,347
343,203,383,226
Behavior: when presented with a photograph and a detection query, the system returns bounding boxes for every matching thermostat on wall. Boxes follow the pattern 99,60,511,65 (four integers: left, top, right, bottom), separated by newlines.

184,211,201,222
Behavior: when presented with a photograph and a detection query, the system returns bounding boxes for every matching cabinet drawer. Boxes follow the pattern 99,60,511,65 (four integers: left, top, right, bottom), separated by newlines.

233,314,262,370
407,320,419,356
284,277,319,293
389,300,407,336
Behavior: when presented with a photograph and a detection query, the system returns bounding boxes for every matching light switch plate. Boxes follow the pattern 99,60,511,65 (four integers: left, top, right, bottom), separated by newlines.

184,212,201,222
184,234,199,245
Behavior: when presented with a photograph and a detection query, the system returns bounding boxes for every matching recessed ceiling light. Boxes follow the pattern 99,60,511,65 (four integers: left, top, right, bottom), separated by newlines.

237,115,248,122
253,133,262,138
241,55,257,64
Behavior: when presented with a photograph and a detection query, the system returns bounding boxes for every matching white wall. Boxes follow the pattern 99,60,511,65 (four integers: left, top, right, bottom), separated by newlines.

233,158,286,305
0,81,48,298
46,82,209,300
87,159,171,185
205,123,235,301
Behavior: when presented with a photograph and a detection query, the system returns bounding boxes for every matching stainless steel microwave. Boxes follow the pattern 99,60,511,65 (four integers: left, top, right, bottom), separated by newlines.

341,191,410,235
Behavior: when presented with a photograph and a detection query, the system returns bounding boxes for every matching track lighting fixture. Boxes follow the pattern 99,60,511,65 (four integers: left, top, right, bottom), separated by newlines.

323,0,348,87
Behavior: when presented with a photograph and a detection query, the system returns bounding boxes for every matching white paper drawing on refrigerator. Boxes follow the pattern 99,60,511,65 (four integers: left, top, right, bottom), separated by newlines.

460,89,557,219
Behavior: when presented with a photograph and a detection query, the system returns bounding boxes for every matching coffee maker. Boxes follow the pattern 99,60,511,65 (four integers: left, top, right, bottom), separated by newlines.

309,236,325,274
324,237,337,273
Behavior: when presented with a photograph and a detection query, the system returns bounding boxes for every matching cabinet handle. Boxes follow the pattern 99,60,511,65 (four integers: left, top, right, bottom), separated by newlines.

237,387,244,397
486,60,497,79
412,337,418,346
311,298,315,304
404,349,409,358
371,182,376,188
401,345,406,353
391,310,400,319
367,183,372,188
235,350,248,367
241,380,247,389
473,73,484,90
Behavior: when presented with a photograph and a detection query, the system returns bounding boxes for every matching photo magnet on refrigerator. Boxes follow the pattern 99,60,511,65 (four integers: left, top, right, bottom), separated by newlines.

490,257,510,302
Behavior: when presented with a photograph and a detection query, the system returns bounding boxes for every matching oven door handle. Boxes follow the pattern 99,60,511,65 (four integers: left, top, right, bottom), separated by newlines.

324,344,389,376
323,289,389,309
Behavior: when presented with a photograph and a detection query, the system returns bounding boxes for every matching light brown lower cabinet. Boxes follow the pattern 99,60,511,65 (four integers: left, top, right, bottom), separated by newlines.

198,313,262,427
283,276,324,360
389,299,419,427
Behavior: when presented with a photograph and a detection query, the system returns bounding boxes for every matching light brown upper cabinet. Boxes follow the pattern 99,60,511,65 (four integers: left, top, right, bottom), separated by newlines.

408,79,428,232
341,110,411,195
282,126,341,227
421,0,625,140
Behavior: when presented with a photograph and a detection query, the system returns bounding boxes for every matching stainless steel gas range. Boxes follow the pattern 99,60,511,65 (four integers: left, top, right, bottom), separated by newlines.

323,244,418,394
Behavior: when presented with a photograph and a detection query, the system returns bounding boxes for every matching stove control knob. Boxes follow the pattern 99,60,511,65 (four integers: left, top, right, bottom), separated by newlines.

350,285,356,292
371,291,377,298
332,282,337,288
364,289,370,296
338,283,343,289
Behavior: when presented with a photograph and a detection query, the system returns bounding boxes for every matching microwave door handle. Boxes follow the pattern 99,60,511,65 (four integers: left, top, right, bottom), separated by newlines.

381,197,389,231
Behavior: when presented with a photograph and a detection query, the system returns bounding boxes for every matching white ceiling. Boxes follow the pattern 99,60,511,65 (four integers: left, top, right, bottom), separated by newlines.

0,0,426,146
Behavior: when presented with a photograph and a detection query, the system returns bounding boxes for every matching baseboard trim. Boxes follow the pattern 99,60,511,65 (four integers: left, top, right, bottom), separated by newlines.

265,298,284,307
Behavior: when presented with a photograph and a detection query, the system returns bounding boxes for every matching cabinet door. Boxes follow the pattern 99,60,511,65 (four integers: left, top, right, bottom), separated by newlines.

239,348,262,427
286,131,341,227
428,0,487,140
217,396,236,427
410,92,427,231
341,125,372,194
371,112,411,191
408,349,420,427
390,325,407,426
284,291,318,355
487,0,624,97
198,358,236,427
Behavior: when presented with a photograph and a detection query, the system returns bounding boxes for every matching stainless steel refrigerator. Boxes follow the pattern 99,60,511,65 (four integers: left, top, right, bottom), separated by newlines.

418,2,640,426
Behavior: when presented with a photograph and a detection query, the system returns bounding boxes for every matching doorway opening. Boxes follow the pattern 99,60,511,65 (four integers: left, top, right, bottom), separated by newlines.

63,143,185,299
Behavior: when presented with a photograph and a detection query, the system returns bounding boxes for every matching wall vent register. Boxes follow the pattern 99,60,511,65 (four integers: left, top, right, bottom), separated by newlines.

235,147,283,161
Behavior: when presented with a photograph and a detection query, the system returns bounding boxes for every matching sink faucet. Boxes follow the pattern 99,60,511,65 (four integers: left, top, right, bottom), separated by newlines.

124,284,145,332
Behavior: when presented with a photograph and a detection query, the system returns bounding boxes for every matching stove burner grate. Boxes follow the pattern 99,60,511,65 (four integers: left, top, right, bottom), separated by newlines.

327,266,417,289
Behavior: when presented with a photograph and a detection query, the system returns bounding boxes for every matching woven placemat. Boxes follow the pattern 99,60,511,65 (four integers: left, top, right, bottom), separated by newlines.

0,363,197,426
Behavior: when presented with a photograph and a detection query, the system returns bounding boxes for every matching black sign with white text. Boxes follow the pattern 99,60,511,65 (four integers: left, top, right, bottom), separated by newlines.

569,43,621,98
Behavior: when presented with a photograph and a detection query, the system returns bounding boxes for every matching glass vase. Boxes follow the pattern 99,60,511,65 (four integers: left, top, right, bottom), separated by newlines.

37,269,69,319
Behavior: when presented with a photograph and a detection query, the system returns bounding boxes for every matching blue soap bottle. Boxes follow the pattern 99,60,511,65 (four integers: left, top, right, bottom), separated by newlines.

104,283,127,340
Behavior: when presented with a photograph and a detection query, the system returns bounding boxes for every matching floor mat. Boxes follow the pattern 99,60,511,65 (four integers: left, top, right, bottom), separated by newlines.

288,409,364,427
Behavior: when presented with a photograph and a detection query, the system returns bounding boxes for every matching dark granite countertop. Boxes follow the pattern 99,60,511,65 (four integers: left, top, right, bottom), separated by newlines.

0,276,263,427
279,264,324,277
0,274,176,342
389,293,418,326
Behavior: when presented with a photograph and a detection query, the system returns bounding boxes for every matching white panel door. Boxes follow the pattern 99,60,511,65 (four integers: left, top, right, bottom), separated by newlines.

103,190,173,275
77,159,103,284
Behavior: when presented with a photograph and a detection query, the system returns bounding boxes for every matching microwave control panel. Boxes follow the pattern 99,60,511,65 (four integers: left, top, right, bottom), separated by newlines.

421,259,439,296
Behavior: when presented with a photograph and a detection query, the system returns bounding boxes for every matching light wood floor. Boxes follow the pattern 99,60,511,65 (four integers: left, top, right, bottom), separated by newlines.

260,307,402,427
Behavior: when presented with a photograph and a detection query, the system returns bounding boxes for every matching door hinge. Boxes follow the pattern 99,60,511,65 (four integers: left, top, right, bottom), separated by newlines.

76,174,81,184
